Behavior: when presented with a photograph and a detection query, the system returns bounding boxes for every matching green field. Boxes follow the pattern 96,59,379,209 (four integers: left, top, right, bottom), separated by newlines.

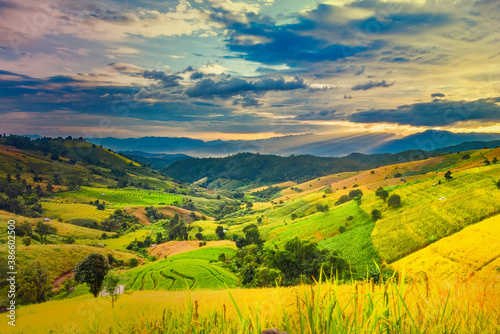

98,224,165,251
41,202,114,221
122,247,238,291
56,186,183,207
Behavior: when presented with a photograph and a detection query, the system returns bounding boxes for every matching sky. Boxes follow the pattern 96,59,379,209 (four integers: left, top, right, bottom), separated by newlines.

0,0,500,141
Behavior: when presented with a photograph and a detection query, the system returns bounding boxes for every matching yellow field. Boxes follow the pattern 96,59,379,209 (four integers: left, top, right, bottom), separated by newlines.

392,214,500,280
42,202,114,221
3,275,499,334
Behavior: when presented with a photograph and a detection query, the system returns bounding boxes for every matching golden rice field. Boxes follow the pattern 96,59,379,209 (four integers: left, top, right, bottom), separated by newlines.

391,214,500,280
369,164,500,263
41,202,114,221
3,274,499,334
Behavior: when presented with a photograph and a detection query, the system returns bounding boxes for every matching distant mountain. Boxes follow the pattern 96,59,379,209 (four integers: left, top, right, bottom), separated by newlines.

88,132,400,157
435,140,500,153
120,151,192,169
372,130,500,153
88,130,500,158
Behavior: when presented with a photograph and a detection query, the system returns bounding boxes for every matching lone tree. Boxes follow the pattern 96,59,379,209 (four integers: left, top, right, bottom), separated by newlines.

102,271,121,308
34,221,57,244
387,194,401,208
375,187,389,202
371,209,382,221
215,226,225,240
444,170,453,182
74,253,111,297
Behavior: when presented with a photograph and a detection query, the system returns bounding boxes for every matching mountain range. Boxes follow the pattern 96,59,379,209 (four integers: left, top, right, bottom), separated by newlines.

87,130,500,158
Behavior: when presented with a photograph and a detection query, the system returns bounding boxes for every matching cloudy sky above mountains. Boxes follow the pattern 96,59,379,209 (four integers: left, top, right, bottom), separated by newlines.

1,0,499,140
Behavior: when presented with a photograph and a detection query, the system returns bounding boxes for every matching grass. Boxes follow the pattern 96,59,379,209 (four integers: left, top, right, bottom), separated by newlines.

4,274,500,334
56,186,183,207
0,244,136,282
392,213,500,280
122,247,238,291
41,201,114,221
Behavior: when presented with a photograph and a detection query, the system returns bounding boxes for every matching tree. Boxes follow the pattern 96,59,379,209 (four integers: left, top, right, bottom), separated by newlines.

62,277,76,293
46,183,54,192
493,157,498,164
6,173,11,182
16,221,33,237
387,194,401,208
74,253,111,297
246,201,253,209
371,209,382,221
348,189,363,199
444,170,453,182
375,187,389,202
22,236,32,246
97,203,105,210
16,262,51,305
128,258,139,268
195,232,203,241
215,226,225,240
102,271,121,308
34,221,57,243
243,224,263,248
497,179,500,189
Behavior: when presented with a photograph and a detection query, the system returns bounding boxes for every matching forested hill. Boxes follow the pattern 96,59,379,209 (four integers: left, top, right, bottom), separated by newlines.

163,150,441,186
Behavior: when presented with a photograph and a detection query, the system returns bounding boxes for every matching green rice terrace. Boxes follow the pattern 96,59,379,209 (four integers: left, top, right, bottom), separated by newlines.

122,247,238,291
54,186,183,207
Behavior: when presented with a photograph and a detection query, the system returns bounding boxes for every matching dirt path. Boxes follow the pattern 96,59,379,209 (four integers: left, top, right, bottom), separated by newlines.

148,240,235,259
51,271,73,291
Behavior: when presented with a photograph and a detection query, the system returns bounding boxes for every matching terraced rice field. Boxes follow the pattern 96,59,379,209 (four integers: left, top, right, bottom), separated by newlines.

319,222,380,279
123,247,238,291
370,164,500,263
56,186,182,207
42,202,113,221
391,213,500,280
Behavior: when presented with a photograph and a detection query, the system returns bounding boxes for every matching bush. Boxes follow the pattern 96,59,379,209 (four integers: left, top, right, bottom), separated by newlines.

371,209,382,221
387,194,401,208
338,226,346,233
128,258,139,268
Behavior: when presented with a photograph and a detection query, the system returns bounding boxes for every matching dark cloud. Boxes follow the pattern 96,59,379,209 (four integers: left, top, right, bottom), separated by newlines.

355,66,365,76
142,70,182,88
295,110,339,120
233,94,260,108
381,57,410,63
431,92,446,98
351,80,394,90
185,76,308,99
349,97,500,126
190,72,204,80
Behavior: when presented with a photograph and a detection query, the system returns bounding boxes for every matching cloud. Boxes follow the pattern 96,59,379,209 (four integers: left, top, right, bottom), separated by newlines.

295,110,338,120
351,80,394,91
142,70,182,88
349,97,500,127
184,76,308,99
431,92,446,98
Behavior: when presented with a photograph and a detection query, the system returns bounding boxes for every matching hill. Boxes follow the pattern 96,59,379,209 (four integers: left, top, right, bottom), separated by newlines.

163,150,441,188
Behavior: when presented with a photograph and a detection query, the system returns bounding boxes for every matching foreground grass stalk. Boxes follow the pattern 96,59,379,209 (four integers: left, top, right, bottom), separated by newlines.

5,273,500,334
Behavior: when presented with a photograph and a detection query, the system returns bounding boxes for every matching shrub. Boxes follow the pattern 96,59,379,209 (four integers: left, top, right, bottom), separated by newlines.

387,194,401,208
371,209,382,221
128,258,139,268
